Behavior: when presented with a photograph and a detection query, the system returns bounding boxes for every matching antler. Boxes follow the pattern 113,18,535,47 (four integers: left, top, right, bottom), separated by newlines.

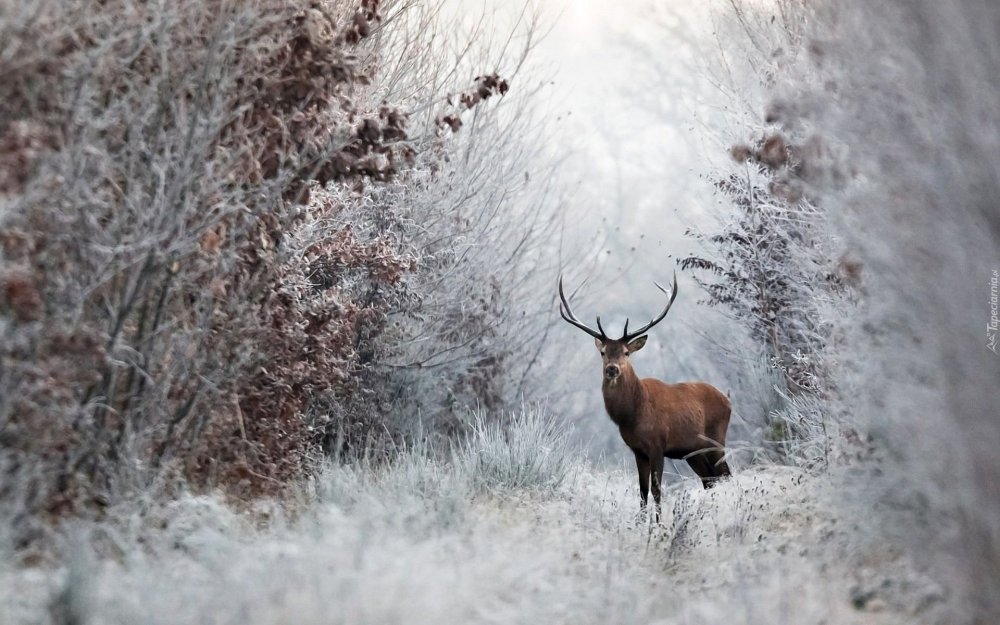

620,270,679,342
558,276,607,341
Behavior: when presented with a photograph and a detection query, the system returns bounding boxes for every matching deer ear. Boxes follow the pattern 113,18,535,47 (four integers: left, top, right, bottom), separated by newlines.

594,337,604,351
627,336,648,353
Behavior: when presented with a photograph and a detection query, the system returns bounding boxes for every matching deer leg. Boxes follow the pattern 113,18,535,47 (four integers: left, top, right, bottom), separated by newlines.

685,454,715,490
633,449,650,512
650,455,665,524
706,449,731,486
687,450,730,489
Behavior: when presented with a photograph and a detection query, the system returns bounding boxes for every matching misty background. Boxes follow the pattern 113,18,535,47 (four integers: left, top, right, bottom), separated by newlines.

1,0,997,623
453,0,761,458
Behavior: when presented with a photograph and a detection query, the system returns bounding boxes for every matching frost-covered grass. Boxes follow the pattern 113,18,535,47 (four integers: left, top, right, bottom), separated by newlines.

1,410,948,625
457,405,574,494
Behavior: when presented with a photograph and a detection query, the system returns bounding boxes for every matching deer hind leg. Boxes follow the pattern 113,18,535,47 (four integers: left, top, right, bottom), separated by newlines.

687,449,730,489
707,448,731,483
686,454,714,489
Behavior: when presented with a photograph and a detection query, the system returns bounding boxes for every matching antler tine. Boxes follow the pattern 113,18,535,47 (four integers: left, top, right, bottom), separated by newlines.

558,275,607,341
596,316,608,338
621,270,679,342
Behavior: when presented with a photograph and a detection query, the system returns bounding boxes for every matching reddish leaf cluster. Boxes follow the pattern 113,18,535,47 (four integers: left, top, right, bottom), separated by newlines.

729,132,841,205
0,0,424,521
463,73,510,108
437,73,510,133
0,267,43,322
0,121,57,196
0,0,518,530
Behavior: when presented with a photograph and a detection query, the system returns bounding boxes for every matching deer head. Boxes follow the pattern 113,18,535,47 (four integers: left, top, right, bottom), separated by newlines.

557,272,678,384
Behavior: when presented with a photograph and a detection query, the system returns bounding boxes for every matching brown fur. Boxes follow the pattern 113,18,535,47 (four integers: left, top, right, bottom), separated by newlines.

597,336,732,521
557,273,732,522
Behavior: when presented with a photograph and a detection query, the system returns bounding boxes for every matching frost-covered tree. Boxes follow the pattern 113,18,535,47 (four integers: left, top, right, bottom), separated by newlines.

0,0,562,533
696,0,1000,618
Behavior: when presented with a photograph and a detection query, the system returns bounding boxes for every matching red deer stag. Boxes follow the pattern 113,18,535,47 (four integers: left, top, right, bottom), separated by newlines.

558,272,731,521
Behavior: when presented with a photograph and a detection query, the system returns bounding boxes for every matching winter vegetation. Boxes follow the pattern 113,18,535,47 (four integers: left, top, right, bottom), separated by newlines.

0,0,556,526
0,410,947,625
1,0,997,624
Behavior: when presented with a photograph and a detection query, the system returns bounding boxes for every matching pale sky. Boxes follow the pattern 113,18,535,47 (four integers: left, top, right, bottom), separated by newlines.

528,0,730,284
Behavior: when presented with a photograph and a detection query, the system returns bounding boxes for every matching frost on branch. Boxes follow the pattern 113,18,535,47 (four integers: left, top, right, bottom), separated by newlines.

0,0,529,531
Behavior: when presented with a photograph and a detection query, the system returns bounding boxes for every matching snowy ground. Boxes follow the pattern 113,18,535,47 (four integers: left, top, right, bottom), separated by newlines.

1,450,948,625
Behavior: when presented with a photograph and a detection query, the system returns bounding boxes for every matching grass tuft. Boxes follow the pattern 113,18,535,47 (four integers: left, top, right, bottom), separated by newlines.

457,405,574,494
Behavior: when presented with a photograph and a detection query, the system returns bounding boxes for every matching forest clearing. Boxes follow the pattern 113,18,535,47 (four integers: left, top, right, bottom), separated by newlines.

0,1,997,623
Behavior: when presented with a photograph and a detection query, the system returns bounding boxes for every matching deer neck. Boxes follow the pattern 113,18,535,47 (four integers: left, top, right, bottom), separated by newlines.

602,366,645,429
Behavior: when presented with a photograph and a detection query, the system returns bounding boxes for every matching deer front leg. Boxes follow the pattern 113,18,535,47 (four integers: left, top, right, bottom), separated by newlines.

633,449,650,513
650,454,665,524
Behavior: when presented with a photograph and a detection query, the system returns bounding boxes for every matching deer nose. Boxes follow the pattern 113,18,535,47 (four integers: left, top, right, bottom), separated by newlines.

605,365,620,379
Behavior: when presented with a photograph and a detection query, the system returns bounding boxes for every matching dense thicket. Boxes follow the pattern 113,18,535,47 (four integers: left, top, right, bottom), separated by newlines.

679,6,855,464
688,1,1000,619
0,0,556,535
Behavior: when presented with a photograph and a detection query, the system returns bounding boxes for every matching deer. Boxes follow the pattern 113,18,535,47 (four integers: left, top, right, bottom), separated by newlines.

558,272,732,522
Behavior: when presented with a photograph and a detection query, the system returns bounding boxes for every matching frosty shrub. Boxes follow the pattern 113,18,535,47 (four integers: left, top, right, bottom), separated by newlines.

457,405,574,494
0,0,556,536
358,7,564,438
672,2,858,465
681,165,849,396
0,0,416,529
704,0,1000,619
